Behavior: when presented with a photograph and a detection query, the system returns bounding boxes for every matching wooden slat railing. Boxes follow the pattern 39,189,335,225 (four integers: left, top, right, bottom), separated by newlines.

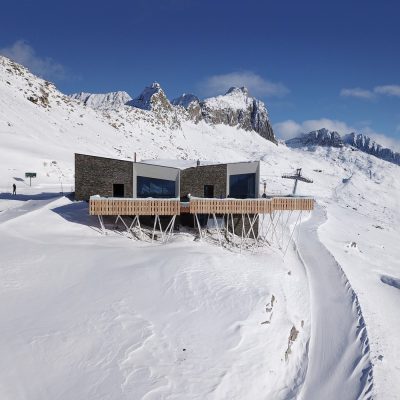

89,196,314,216
272,197,314,211
189,197,313,214
89,197,181,216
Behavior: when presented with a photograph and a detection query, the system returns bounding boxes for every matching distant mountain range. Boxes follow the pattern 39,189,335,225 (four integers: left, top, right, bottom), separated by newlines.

70,84,276,143
286,128,400,166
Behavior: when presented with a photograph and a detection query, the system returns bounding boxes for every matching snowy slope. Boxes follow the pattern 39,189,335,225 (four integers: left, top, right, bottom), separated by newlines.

70,91,132,110
0,55,399,399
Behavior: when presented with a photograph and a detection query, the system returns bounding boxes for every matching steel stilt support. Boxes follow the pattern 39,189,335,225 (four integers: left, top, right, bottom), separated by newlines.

98,215,105,234
212,213,222,247
195,213,202,240
152,215,158,243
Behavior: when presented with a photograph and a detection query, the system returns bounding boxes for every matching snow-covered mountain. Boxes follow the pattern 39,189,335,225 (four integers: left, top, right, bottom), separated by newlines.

287,128,400,166
343,132,400,165
1,54,400,400
171,87,276,143
286,128,344,148
126,81,173,112
200,87,276,143
171,93,199,108
69,91,132,110
70,83,277,143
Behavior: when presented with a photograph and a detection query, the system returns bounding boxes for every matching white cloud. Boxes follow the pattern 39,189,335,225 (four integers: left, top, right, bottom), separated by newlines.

200,71,289,97
340,87,375,100
374,85,400,97
340,84,400,100
0,40,65,80
273,120,302,140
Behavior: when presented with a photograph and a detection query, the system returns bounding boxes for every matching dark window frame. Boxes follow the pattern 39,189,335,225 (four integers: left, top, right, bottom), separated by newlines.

229,173,256,199
137,176,176,198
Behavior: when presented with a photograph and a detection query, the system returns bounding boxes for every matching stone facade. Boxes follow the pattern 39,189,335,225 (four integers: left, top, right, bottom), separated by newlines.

75,154,133,200
180,164,227,198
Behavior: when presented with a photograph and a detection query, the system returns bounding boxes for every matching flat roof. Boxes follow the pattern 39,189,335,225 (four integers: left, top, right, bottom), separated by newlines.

75,153,259,170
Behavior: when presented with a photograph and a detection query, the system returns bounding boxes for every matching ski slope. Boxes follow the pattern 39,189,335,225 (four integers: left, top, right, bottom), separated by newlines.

297,206,373,399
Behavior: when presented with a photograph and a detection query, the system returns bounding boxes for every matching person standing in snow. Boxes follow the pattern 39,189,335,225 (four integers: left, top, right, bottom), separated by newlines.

12,183,16,195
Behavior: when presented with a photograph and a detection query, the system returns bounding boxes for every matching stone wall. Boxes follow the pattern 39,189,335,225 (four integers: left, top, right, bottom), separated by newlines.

180,164,227,198
75,154,133,200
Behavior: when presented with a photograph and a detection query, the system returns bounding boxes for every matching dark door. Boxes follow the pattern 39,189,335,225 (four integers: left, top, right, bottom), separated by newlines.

113,184,125,197
204,184,214,198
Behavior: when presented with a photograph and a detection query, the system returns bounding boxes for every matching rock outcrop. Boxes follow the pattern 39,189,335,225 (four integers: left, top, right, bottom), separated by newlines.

173,87,276,143
172,93,202,122
343,133,400,165
286,128,344,148
128,82,173,113
286,129,400,166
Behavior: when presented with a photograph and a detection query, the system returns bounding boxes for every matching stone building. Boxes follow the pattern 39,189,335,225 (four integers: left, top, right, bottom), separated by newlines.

75,153,259,201
75,153,260,234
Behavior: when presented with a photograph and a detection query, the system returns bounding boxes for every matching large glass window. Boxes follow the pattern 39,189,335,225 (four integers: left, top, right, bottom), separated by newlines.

229,173,256,198
137,176,176,198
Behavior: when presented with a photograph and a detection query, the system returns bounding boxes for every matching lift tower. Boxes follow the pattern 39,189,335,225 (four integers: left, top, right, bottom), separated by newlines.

282,168,313,196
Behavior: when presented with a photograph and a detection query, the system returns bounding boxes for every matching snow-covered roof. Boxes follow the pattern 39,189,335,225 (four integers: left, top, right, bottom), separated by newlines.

141,159,259,170
76,153,259,171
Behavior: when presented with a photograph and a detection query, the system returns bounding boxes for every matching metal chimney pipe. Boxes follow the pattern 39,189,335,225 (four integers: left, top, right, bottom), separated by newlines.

134,152,137,162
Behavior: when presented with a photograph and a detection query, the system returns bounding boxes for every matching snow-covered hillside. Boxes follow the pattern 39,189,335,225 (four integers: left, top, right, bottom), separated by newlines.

0,55,399,399
70,91,132,110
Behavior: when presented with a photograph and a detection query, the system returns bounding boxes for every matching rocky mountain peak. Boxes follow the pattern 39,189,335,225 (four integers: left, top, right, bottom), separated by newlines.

128,81,172,112
199,88,276,143
226,86,249,96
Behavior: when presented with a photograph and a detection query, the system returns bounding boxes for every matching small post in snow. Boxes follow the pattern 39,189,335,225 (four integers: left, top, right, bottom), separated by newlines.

25,172,37,187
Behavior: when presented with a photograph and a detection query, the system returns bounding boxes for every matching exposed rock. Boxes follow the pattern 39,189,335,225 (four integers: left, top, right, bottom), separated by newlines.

172,93,202,122
286,128,344,148
286,129,400,166
128,82,173,113
285,325,299,361
343,132,400,165
200,87,276,143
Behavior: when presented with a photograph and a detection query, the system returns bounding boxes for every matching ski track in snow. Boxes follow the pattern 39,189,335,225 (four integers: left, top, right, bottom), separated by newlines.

296,205,373,400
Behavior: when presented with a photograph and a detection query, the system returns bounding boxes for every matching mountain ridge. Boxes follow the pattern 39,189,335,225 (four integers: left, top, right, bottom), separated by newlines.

286,128,400,166
70,83,276,143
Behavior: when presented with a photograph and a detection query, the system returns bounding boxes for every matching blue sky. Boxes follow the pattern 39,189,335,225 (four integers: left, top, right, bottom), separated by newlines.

1,0,399,147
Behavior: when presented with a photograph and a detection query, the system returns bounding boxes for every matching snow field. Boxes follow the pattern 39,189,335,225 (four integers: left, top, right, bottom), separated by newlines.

0,197,310,399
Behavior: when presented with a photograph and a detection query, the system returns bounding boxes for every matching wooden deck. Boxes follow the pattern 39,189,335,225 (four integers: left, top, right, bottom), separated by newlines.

89,196,314,216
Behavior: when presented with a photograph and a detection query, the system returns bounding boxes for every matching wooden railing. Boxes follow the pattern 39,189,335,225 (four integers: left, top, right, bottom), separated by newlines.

189,198,274,214
89,196,314,216
89,197,181,216
189,197,313,214
272,197,314,211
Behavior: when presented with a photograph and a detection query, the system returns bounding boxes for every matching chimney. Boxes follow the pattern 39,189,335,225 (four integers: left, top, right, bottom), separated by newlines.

134,152,137,163
196,159,200,167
